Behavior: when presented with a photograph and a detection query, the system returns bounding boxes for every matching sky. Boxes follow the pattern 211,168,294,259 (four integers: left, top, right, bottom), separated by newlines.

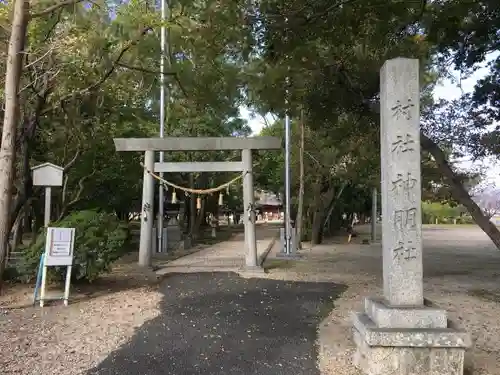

432,53,500,186
241,54,500,186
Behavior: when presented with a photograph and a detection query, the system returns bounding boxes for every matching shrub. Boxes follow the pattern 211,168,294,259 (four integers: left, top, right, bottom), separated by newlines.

456,215,475,224
20,210,130,283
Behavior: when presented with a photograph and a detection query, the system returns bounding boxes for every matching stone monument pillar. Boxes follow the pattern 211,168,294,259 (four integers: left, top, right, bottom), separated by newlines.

352,58,470,375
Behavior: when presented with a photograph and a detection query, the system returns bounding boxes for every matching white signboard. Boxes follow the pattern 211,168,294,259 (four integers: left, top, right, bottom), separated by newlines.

44,227,75,266
32,163,64,187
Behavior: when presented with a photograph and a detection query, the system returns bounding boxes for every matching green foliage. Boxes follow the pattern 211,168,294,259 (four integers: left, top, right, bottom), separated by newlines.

20,210,130,283
245,0,493,243
2,0,255,230
1,0,496,249
421,202,470,224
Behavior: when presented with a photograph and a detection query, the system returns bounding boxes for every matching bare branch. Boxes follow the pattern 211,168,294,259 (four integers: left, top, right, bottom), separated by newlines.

260,113,270,127
58,168,96,220
24,44,57,69
63,148,81,172
305,151,322,167
61,174,69,206
67,171,96,206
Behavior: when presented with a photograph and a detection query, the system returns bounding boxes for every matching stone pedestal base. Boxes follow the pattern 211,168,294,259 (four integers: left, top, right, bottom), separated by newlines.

275,252,303,260
239,265,266,277
180,236,192,250
352,298,470,375
365,297,448,329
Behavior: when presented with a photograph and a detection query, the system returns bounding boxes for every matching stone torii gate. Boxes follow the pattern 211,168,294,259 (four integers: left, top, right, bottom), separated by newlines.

114,136,281,271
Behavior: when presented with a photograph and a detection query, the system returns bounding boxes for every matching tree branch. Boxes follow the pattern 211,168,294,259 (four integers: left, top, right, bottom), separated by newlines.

41,26,153,116
58,169,96,220
117,61,189,97
63,148,81,173
116,61,177,76
300,0,363,24
419,131,500,242
30,0,85,19
61,174,69,206
395,0,428,35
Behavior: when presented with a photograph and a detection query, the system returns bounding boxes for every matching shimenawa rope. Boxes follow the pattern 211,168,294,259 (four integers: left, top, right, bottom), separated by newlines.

140,162,247,195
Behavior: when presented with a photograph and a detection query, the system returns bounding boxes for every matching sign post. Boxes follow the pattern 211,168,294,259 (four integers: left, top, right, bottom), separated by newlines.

35,227,76,307
31,163,64,227
31,163,73,307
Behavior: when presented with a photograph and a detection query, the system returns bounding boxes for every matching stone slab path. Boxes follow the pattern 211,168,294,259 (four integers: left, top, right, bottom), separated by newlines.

155,225,278,275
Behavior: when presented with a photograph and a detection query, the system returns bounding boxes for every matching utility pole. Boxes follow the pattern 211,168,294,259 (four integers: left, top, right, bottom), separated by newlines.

284,84,292,255
158,0,169,253
279,15,297,257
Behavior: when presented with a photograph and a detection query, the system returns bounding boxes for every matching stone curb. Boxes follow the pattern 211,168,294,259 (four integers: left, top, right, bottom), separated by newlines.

258,233,279,267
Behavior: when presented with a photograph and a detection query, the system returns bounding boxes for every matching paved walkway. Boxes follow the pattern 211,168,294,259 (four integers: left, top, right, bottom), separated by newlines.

85,225,347,375
86,272,346,375
155,225,278,275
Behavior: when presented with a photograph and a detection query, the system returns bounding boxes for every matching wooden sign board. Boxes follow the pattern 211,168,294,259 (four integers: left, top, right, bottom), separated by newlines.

44,227,75,266
32,163,64,187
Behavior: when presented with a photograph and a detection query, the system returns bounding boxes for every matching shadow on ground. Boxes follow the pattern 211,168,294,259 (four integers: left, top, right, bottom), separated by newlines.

86,272,346,375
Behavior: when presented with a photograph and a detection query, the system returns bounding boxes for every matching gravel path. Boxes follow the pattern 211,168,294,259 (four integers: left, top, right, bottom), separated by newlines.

262,225,500,375
3,224,498,375
0,226,277,375
86,272,346,375
0,285,163,375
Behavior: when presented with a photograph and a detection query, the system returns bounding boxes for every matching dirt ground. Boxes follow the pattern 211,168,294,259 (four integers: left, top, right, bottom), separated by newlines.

263,224,500,375
0,227,243,375
1,224,499,374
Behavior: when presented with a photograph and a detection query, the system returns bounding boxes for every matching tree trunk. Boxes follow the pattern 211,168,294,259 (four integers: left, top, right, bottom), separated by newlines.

421,133,500,249
31,198,43,243
214,202,220,229
178,196,186,232
9,137,33,235
310,184,336,245
191,174,209,238
322,182,347,235
296,109,305,248
0,0,29,290
23,206,31,233
311,213,322,244
193,197,206,236
189,175,196,238
10,214,23,253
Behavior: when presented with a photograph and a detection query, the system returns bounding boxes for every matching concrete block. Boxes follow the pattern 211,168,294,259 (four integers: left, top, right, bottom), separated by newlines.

365,297,448,329
353,312,469,375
